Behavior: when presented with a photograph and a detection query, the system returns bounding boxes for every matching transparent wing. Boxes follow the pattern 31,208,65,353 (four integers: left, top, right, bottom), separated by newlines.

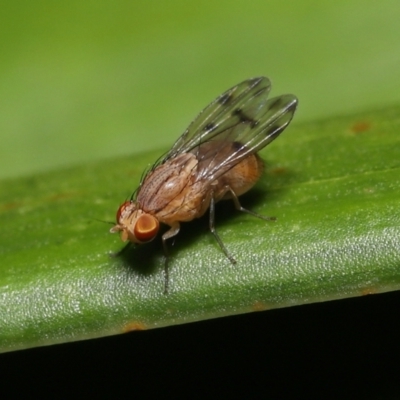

193,92,298,182
141,76,298,189
162,77,273,164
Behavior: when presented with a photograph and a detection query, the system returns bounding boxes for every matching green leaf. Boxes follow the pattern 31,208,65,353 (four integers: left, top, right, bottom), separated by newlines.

1,105,399,353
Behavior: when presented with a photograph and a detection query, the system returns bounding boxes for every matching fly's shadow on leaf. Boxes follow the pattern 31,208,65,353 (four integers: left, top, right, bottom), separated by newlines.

113,239,162,276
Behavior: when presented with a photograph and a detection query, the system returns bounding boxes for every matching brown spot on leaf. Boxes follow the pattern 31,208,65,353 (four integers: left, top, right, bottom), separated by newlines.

122,321,147,333
46,191,77,202
0,201,23,211
350,121,372,134
252,301,269,312
269,166,288,175
361,287,377,296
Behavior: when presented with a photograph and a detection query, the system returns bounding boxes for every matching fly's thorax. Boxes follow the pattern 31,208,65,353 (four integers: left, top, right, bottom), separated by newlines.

110,201,159,244
155,178,210,224
137,152,198,213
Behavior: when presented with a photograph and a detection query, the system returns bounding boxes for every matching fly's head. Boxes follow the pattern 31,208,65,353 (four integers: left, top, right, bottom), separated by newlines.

110,201,159,244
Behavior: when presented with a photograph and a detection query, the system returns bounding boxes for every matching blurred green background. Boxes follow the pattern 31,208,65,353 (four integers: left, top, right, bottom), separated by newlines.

1,0,399,180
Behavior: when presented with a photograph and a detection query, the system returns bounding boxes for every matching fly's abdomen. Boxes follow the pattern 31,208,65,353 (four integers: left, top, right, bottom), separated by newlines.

215,153,264,200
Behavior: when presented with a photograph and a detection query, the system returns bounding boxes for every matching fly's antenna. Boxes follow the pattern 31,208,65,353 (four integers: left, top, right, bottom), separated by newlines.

92,217,115,226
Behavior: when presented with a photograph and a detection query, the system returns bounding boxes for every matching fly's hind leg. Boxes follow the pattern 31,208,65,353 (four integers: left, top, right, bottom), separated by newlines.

209,185,276,265
161,222,180,294
209,192,237,265
225,185,276,222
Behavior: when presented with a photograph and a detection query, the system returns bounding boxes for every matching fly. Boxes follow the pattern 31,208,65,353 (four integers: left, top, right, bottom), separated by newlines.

111,77,298,293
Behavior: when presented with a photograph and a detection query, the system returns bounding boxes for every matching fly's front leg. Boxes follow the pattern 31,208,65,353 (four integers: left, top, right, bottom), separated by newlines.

161,222,180,294
209,191,237,265
225,185,276,222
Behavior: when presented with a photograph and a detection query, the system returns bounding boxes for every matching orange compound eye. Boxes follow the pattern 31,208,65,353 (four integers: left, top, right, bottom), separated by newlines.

134,214,159,242
116,201,132,222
